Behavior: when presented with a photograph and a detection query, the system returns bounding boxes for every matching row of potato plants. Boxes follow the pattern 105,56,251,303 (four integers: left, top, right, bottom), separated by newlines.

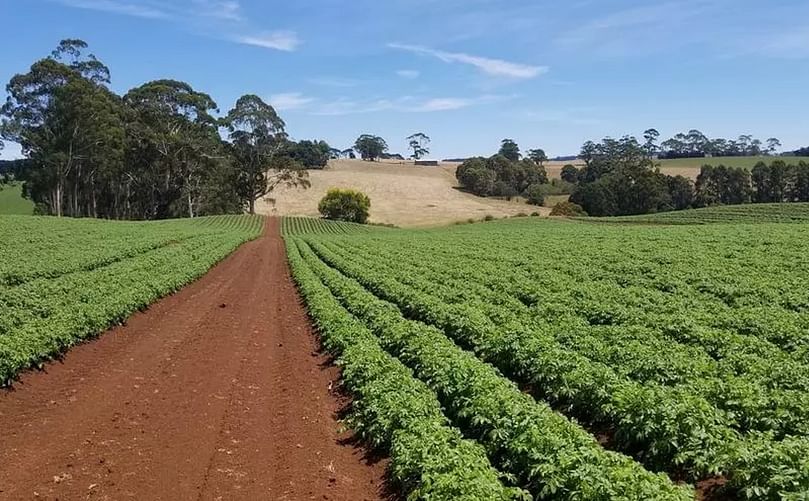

426,239,809,364
585,202,809,224
0,215,263,384
0,214,264,286
281,216,381,236
305,237,809,500
294,239,693,500
284,239,526,500
332,240,809,438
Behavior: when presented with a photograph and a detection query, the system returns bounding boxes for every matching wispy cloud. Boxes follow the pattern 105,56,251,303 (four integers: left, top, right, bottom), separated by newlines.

388,43,546,79
56,0,169,18
55,1,300,52
236,31,301,51
309,94,510,116
554,1,715,57
269,92,315,111
396,69,420,79
193,0,242,21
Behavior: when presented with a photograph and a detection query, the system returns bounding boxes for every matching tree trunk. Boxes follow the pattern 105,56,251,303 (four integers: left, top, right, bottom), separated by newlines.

55,180,63,217
248,197,255,215
187,191,194,218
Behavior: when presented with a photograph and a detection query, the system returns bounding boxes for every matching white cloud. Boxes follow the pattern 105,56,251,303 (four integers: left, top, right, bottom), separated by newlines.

57,0,168,18
396,69,420,79
236,31,301,51
413,98,470,112
388,43,546,79
269,92,315,111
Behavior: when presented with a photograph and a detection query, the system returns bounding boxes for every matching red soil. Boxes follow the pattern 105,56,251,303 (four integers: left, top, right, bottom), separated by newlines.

0,218,387,500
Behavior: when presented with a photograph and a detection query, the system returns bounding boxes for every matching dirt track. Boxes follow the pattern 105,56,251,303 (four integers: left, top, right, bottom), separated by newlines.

0,218,386,500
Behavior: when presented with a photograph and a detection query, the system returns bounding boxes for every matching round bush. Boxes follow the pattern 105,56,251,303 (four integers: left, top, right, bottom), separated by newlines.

550,201,587,217
318,188,371,223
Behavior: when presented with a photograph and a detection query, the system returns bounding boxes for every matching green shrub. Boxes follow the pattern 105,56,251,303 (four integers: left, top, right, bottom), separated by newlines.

483,214,495,221
525,183,545,206
550,201,587,217
318,188,371,223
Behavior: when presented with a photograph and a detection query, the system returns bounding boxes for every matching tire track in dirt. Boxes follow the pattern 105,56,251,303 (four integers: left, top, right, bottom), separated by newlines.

0,217,387,500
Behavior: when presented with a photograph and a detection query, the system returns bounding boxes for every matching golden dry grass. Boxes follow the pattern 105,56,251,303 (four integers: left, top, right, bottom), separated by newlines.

260,159,549,227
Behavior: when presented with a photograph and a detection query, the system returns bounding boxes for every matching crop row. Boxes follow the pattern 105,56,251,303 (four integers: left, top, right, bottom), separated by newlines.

583,203,809,224
330,239,809,437
293,238,692,500
0,215,263,383
304,236,809,499
284,238,524,500
281,216,379,236
0,214,264,286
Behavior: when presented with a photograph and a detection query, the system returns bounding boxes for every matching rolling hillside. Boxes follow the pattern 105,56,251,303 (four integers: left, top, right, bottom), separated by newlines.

264,159,549,227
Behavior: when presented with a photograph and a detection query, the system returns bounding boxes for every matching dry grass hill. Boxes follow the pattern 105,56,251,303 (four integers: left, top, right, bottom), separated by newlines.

262,159,550,227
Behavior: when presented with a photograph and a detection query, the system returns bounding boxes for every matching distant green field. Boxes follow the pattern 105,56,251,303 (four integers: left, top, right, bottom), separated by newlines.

584,203,809,224
658,156,809,170
0,183,35,215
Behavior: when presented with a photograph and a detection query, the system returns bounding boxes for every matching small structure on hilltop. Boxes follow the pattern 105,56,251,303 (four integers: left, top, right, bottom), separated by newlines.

415,159,440,167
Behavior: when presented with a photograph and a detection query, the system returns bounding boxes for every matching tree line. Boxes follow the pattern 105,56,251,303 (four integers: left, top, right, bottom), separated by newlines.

0,39,340,219
455,139,550,205
637,128,782,159
567,135,809,216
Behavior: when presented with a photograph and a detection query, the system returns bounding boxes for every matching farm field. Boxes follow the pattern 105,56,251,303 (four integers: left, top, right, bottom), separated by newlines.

0,214,263,383
284,216,809,500
658,156,809,171
0,182,35,215
585,203,809,224
0,216,389,500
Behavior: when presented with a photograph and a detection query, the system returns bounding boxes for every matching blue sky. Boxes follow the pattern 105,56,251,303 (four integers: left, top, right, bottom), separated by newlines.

1,0,808,159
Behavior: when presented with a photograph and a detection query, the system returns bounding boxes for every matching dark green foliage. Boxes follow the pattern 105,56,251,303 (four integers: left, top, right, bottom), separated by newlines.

354,134,388,161
695,165,752,206
751,160,809,203
498,139,520,161
560,164,579,184
1,39,311,220
284,139,331,169
570,136,676,216
659,129,780,158
318,188,370,223
407,132,430,160
456,155,548,202
526,148,547,166
667,175,695,210
524,183,545,206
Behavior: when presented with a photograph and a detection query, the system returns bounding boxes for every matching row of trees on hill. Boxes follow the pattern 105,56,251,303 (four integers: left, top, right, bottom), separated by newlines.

455,139,550,204
566,135,809,216
638,128,782,159
0,39,335,218
351,132,431,161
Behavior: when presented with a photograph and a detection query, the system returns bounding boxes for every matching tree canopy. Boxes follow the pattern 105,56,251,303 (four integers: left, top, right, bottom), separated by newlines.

354,134,388,161
498,139,520,162
1,39,320,219
407,132,431,160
